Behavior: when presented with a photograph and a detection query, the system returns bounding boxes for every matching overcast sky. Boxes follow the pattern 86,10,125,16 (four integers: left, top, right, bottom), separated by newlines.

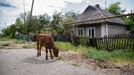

0,0,134,31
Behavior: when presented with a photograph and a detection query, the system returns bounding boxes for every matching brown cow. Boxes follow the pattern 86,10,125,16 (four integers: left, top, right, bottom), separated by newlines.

35,34,59,60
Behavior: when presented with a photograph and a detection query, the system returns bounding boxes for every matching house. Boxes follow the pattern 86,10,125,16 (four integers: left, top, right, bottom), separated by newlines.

74,4,127,37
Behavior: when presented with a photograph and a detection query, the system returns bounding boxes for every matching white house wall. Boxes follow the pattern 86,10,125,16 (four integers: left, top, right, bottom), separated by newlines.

74,24,127,37
101,24,108,37
108,25,127,35
74,25,101,37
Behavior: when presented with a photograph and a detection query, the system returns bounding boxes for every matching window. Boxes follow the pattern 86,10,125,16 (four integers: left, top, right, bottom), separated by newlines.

88,29,91,37
92,28,95,37
87,27,95,37
77,28,83,36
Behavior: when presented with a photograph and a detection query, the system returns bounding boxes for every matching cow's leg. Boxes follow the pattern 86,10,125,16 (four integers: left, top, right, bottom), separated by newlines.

37,46,40,57
49,49,53,59
39,45,41,56
37,45,41,57
46,48,48,60
37,41,39,57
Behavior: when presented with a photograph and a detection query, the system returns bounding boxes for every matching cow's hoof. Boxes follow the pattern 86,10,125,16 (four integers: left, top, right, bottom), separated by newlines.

51,57,53,59
37,55,39,57
37,54,40,57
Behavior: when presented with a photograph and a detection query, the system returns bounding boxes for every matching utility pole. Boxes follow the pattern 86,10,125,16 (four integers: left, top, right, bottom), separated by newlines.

105,0,107,9
23,0,26,36
29,0,34,20
23,0,26,23
27,0,34,41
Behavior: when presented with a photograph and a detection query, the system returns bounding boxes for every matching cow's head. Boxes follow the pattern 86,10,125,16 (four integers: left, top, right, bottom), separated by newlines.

53,46,59,57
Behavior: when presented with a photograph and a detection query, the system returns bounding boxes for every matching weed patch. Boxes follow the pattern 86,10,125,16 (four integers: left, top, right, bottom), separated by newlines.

56,42,134,64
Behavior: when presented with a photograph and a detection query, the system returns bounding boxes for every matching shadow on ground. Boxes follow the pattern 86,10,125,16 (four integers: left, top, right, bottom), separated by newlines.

21,56,57,64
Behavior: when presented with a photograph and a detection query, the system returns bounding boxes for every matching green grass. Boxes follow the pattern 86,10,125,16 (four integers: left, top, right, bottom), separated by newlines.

0,37,9,41
0,38,26,44
55,42,88,53
0,38,35,49
86,49,134,63
55,42,134,64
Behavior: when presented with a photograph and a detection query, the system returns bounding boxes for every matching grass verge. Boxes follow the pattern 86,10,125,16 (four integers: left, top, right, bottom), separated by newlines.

55,42,134,64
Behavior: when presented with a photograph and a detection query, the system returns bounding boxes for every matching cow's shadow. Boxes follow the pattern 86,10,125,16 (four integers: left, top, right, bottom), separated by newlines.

21,56,56,64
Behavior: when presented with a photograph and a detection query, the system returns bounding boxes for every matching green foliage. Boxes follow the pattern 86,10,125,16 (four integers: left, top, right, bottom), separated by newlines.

15,18,25,34
51,11,64,34
107,2,125,15
85,49,134,63
55,42,75,51
2,26,12,38
0,37,9,41
2,11,79,37
55,42,88,53
2,18,24,38
124,13,134,32
80,36,88,46
37,14,50,33
63,11,77,32
56,42,134,63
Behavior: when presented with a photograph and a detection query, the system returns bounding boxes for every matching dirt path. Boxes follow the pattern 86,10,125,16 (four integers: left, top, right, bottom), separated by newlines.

0,49,106,75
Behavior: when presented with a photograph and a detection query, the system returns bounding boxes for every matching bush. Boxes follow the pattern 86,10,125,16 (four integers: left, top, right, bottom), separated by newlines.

80,36,89,46
55,42,76,51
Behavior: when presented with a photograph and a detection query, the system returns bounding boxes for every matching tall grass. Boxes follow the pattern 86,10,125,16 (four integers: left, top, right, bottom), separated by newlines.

55,42,88,53
55,42,134,64
86,49,134,63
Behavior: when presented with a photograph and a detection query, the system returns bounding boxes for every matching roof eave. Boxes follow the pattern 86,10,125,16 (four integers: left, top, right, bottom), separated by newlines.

74,21,127,27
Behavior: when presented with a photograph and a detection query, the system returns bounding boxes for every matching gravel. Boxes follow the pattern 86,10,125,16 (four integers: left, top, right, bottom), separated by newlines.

0,49,106,75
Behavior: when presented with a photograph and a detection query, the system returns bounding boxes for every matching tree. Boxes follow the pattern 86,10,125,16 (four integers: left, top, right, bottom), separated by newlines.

2,26,12,38
21,12,50,34
51,11,63,34
107,2,125,15
2,18,24,38
37,14,50,33
63,11,78,32
29,16,39,33
124,12,134,32
20,11,31,40
15,18,25,34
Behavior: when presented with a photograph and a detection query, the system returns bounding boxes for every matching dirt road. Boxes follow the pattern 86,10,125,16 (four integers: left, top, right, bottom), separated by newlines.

0,49,107,75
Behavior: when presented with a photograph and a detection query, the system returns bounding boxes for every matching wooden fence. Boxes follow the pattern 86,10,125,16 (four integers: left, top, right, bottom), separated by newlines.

53,34,134,50
74,34,134,50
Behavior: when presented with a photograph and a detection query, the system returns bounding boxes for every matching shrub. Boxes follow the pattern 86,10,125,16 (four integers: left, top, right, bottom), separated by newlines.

80,36,89,46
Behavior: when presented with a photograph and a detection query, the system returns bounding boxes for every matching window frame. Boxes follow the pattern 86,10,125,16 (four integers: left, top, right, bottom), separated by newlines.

77,28,84,36
87,27,95,37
